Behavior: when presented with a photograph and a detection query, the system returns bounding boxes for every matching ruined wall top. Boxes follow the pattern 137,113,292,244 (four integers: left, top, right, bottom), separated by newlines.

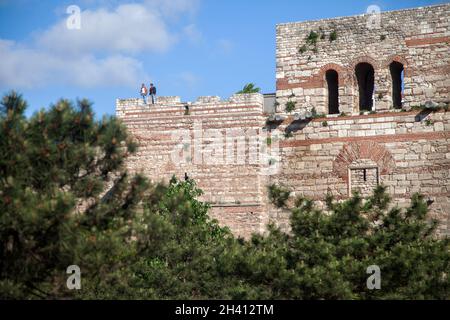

116,93,265,117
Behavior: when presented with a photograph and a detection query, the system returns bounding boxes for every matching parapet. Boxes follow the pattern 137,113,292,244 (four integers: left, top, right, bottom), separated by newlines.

116,93,265,117
156,96,182,104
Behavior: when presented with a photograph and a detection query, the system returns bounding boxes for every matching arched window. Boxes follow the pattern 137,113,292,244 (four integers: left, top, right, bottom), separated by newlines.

389,61,404,108
355,63,375,111
326,69,339,114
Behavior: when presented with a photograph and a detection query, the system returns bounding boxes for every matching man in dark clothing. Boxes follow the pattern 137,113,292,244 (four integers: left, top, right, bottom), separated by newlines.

149,83,157,104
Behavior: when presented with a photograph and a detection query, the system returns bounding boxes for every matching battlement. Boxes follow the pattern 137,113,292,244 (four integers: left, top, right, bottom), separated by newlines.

116,93,265,117
276,4,448,27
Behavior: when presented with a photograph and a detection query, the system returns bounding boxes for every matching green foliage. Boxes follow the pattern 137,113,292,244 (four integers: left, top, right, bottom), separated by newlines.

284,131,293,139
329,30,338,42
308,107,325,119
0,91,142,299
285,101,296,113
306,31,319,45
300,30,321,55
266,137,272,146
268,184,291,208
236,83,260,94
263,186,449,299
322,120,328,127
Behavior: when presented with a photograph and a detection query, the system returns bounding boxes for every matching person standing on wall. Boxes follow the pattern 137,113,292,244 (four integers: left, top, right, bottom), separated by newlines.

149,83,157,104
140,83,148,104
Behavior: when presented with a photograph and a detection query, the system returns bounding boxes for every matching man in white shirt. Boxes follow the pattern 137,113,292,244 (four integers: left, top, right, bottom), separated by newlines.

140,83,148,104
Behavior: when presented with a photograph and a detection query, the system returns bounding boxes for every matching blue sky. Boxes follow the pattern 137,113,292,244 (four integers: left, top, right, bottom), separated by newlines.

0,0,446,117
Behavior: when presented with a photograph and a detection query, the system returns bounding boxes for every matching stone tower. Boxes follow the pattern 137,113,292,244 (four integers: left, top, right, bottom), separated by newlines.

275,4,449,115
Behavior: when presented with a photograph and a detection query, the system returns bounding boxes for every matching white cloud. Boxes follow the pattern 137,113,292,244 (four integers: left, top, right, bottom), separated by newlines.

144,0,200,18
38,3,174,55
0,1,201,89
0,39,149,89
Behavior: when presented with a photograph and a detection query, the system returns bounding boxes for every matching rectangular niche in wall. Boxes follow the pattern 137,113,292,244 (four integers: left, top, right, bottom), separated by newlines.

348,165,379,197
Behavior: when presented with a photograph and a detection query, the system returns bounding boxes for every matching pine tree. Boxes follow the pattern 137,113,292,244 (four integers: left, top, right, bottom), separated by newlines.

225,185,450,299
0,91,146,298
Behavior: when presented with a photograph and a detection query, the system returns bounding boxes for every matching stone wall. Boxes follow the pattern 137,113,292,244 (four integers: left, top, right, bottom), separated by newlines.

116,94,271,238
276,4,450,115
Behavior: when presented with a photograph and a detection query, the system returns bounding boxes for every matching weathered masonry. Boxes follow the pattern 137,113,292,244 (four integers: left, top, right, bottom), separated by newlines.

117,4,450,238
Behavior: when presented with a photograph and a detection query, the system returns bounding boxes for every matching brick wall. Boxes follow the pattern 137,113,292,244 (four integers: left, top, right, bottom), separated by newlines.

117,4,450,238
268,110,450,236
116,94,271,238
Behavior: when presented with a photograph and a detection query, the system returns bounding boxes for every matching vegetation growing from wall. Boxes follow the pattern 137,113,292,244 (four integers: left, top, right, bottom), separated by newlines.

267,183,291,208
236,83,261,94
306,31,319,45
298,29,338,54
329,30,338,42
285,101,296,113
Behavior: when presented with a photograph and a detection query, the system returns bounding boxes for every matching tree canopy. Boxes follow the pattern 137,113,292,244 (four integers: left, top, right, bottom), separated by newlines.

236,83,261,94
0,92,448,299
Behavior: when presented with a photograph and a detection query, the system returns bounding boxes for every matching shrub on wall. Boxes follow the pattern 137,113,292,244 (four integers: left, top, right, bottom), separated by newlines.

285,101,296,113
306,30,319,45
284,131,293,139
329,30,338,41
236,83,260,94
298,45,308,54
